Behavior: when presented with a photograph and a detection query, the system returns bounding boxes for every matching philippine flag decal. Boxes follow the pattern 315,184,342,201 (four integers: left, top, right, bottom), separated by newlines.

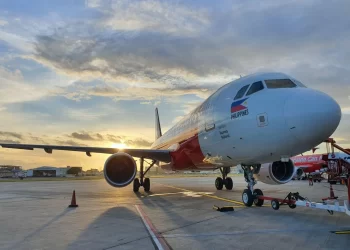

231,98,249,119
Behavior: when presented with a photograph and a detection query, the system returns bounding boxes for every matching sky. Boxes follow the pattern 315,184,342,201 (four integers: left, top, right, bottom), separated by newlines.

0,0,349,170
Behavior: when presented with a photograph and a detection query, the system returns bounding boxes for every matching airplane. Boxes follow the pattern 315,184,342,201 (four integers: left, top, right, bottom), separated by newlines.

292,152,350,181
0,72,342,207
291,154,328,180
329,152,350,163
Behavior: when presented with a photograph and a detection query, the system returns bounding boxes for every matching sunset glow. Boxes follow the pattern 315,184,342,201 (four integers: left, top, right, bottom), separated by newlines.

111,143,127,149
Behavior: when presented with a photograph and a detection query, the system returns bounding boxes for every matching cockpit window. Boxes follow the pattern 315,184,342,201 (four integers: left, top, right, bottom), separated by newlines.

264,79,297,88
234,84,249,100
246,81,264,96
292,79,307,87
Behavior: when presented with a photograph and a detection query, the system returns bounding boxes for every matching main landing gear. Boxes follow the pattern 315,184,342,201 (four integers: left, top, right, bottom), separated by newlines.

241,165,264,207
215,167,233,190
133,157,156,193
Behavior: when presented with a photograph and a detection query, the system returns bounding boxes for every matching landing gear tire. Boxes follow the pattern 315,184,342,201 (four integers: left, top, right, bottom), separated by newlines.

288,203,296,209
215,177,224,190
133,178,140,192
253,189,264,207
271,199,280,210
143,178,150,192
242,189,254,207
225,177,233,190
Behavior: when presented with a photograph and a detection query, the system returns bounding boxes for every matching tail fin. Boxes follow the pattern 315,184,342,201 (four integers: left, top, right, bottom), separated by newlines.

155,108,162,140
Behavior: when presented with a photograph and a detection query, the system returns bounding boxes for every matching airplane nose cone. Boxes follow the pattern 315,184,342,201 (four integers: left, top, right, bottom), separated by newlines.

285,89,341,145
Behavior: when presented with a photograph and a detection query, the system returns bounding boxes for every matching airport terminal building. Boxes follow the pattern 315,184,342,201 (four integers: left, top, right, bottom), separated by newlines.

26,166,82,177
0,165,23,178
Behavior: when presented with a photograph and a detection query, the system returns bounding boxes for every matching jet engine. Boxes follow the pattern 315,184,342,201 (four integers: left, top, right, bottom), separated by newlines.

103,152,137,188
253,160,295,185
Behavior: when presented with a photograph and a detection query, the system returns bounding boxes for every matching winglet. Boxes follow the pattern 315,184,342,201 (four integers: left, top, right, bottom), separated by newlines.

155,108,162,140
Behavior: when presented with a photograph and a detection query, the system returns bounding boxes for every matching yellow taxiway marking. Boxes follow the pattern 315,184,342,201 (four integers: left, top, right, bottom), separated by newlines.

158,183,245,206
157,183,271,207
331,230,350,234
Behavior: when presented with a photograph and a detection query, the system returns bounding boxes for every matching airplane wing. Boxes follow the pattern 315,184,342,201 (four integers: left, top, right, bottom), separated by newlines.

0,143,172,163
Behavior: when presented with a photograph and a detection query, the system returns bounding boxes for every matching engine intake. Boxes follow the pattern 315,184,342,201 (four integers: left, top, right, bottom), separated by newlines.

103,152,137,187
253,159,295,185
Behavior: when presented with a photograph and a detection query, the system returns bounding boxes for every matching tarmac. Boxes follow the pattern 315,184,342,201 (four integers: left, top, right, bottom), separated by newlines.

0,176,349,250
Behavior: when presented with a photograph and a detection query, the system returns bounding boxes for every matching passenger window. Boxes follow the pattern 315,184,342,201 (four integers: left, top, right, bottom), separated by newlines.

234,85,249,100
246,81,264,96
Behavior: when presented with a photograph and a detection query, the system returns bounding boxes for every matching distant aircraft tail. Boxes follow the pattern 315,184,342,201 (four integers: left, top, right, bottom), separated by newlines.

155,108,162,140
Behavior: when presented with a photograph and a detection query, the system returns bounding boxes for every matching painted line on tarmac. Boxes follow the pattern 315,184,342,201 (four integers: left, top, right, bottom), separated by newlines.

330,230,350,234
157,183,245,206
162,227,346,238
135,205,171,250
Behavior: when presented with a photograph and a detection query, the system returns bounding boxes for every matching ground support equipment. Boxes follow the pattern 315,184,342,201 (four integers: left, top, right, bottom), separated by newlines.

255,177,350,216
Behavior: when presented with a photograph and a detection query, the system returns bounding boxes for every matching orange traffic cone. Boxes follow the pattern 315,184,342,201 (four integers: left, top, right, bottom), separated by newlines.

68,190,79,208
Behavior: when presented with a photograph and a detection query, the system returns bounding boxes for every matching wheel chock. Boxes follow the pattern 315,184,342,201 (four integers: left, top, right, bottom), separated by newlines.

213,205,234,212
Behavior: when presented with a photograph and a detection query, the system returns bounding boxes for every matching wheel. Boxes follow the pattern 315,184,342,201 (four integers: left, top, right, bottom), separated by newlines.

317,179,321,183
242,189,254,207
271,199,280,210
144,178,150,192
288,203,296,209
253,189,264,206
215,177,224,190
133,178,140,192
224,177,233,190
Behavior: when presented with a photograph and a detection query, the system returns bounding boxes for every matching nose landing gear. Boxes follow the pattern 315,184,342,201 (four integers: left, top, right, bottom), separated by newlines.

215,167,233,190
241,165,262,207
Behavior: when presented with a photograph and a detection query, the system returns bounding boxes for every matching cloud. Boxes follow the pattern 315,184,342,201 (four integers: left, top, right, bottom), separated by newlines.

88,84,215,100
69,131,104,141
106,134,123,143
55,139,87,147
65,131,153,147
52,80,216,102
0,129,153,149
0,30,34,53
86,0,210,35
0,139,20,144
0,19,8,26
0,131,23,139
125,138,152,147
29,0,350,109
0,66,49,104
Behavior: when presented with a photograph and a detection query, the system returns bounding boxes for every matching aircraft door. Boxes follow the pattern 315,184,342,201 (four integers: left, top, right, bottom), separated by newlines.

199,112,222,162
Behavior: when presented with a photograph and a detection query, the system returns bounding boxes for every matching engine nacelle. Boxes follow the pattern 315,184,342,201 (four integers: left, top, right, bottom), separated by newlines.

253,160,295,185
103,152,137,188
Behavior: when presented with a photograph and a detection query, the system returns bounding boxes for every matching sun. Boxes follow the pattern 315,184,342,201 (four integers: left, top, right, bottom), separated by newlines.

111,143,127,149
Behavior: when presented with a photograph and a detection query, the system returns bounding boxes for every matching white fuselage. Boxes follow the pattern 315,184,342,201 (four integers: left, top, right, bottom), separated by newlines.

151,72,341,170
